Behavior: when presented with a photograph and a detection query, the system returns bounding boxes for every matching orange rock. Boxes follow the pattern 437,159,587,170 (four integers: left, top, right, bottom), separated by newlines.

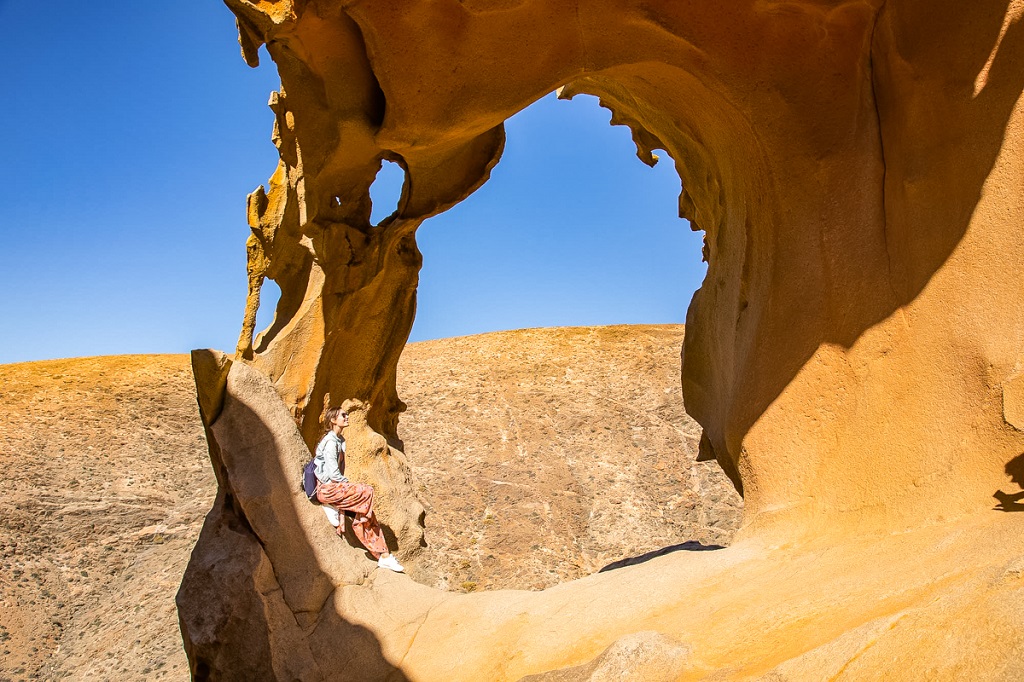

178,0,1024,678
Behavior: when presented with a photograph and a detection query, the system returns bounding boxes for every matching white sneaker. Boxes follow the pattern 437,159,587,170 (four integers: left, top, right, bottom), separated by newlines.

377,554,404,573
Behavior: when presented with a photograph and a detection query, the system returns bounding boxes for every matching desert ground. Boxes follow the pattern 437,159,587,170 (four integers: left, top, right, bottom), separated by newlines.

0,324,739,680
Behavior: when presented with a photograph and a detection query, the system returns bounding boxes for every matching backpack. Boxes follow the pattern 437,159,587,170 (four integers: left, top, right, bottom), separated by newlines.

302,459,321,504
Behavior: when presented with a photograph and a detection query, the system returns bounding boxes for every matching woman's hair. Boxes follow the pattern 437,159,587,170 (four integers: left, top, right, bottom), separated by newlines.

324,406,345,432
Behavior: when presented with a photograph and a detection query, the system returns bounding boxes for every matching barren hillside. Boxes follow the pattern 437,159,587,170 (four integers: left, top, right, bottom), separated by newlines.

399,325,741,591
0,325,739,679
0,355,211,680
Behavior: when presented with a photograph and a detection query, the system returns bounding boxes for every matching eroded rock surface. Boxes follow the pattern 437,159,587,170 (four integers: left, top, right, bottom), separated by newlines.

178,0,1024,678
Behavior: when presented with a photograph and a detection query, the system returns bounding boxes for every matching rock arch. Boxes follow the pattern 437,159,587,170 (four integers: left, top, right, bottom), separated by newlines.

179,0,1024,678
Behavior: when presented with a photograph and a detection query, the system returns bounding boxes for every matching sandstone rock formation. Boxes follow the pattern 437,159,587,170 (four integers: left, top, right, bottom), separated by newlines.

178,0,1024,678
181,346,1024,680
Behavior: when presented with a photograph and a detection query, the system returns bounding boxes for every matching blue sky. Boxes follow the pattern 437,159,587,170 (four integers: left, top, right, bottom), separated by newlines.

0,1,705,365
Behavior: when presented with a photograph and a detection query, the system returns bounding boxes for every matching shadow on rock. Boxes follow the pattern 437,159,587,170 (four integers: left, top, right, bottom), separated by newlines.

598,540,724,573
994,453,1024,512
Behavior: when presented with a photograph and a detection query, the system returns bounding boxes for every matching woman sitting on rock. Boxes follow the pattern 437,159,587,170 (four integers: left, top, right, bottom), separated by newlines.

314,406,404,573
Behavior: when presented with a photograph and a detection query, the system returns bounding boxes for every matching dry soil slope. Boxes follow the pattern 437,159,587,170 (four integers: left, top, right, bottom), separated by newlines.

399,325,741,590
0,325,740,680
0,355,211,681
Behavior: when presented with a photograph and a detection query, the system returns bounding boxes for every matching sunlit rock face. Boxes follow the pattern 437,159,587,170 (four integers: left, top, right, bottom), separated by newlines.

177,0,1024,679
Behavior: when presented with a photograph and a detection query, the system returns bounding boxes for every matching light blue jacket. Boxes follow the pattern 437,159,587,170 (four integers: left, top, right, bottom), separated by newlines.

313,431,349,484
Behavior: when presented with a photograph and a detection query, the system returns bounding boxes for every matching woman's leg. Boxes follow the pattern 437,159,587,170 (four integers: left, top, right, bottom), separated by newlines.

316,481,389,557
350,508,388,559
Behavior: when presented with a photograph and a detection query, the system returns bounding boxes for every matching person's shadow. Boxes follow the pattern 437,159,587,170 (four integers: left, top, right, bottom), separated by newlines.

993,453,1024,512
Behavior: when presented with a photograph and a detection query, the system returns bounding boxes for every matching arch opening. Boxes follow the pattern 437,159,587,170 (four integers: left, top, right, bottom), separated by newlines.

395,91,741,592
408,92,708,342
253,277,281,344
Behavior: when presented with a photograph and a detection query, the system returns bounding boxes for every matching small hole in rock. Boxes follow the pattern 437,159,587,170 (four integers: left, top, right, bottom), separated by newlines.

369,159,404,225
255,277,281,338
